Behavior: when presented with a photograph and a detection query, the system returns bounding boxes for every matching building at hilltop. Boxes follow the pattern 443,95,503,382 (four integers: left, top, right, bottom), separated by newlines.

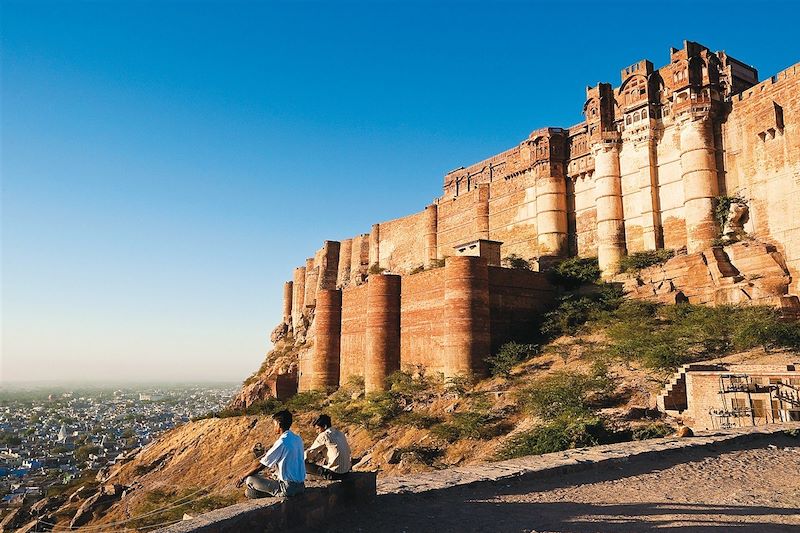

274,41,800,395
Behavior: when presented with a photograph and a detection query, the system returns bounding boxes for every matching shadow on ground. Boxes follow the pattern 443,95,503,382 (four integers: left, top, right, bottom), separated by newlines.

314,433,800,532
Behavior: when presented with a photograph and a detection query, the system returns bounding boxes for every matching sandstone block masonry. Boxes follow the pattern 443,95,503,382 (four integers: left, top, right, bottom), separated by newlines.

298,252,554,393
274,41,800,394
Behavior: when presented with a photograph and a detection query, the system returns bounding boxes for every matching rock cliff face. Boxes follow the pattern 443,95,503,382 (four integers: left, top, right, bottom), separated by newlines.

229,311,313,409
620,240,800,316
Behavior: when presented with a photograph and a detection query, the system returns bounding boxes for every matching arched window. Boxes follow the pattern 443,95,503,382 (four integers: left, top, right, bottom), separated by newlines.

633,112,640,122
626,115,632,125
642,109,648,119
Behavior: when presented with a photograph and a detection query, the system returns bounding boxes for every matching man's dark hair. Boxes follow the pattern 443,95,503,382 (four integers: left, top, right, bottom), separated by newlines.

312,414,331,429
272,410,293,431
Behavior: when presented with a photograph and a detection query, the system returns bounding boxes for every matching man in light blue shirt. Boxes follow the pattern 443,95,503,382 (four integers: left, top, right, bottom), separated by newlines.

237,410,306,498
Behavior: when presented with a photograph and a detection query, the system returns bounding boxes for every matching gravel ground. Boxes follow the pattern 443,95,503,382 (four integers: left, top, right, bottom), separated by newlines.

317,434,800,532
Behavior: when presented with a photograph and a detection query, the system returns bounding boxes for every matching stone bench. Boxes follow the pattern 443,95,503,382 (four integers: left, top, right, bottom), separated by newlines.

153,472,377,533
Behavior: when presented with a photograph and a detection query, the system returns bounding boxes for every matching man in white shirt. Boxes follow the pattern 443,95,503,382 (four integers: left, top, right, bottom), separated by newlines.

237,410,306,498
304,414,352,480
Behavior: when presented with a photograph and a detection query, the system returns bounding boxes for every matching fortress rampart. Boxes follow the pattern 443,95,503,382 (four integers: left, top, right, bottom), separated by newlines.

297,253,555,391
276,41,800,393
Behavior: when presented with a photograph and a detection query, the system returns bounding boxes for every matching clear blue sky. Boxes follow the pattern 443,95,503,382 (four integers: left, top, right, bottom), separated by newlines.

2,1,798,383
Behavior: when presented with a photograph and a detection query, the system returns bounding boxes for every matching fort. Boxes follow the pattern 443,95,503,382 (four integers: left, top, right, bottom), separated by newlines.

271,40,800,396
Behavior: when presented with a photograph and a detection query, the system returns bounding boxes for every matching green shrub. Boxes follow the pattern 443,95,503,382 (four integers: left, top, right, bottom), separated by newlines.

485,342,539,378
328,391,402,430
74,444,101,462
395,411,441,429
729,306,800,352
600,302,800,370
387,370,434,397
283,391,326,413
549,257,601,288
389,445,444,466
540,284,624,337
617,249,675,273
444,374,475,397
502,254,532,270
430,411,500,442
496,416,617,459
631,422,675,440
516,365,615,419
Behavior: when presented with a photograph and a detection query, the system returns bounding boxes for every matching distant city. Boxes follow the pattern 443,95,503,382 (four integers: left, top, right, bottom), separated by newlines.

0,383,238,507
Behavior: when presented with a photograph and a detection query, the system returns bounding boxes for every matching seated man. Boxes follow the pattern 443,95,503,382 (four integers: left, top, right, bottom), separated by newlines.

236,410,305,498
304,414,352,480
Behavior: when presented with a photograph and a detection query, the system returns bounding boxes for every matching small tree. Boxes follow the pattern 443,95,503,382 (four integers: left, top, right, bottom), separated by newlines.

485,342,539,378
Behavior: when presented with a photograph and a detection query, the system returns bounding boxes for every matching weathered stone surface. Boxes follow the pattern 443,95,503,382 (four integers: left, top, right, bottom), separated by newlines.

621,241,799,312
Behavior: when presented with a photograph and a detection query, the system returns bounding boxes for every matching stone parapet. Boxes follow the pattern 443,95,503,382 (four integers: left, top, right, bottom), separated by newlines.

153,473,377,533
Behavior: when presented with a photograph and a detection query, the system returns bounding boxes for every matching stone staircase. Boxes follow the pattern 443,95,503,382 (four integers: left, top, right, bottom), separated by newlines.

657,363,725,416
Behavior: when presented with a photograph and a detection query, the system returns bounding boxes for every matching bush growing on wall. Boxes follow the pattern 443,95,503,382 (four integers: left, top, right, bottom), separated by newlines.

368,263,386,275
714,193,747,234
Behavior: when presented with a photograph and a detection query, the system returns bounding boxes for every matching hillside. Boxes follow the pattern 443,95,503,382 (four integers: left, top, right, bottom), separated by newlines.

21,255,800,531
33,324,799,531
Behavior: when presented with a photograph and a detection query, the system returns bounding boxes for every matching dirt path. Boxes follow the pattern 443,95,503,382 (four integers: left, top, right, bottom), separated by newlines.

318,434,800,532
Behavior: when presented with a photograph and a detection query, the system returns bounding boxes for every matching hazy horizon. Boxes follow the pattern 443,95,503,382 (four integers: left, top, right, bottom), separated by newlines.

3,1,799,383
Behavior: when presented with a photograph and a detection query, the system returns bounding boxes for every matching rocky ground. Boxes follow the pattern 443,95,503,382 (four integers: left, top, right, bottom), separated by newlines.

318,432,800,532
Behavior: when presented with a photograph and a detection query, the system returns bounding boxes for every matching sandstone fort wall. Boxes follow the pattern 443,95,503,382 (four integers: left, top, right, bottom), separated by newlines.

281,41,800,394
723,63,800,293
400,268,446,375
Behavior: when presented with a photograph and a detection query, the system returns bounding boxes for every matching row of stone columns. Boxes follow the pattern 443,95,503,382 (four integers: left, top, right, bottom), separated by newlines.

298,256,490,393
589,115,719,277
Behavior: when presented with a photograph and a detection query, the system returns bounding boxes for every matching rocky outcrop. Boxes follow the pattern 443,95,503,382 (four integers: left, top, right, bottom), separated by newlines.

68,484,127,528
621,240,800,316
